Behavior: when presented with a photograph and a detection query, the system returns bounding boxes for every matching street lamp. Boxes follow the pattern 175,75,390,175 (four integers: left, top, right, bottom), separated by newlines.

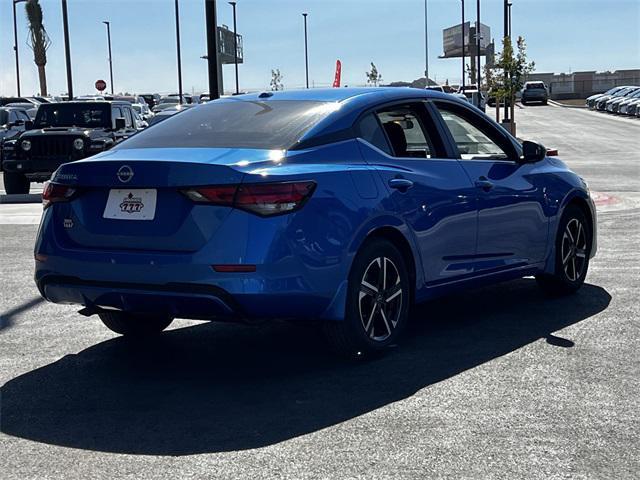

424,0,429,84
476,0,481,91
12,0,27,96
174,0,183,104
62,0,73,100
102,21,114,94
461,0,465,90
229,1,239,95
302,13,309,89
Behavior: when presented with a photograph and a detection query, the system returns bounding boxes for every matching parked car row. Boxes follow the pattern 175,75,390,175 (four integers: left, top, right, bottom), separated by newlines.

586,86,640,117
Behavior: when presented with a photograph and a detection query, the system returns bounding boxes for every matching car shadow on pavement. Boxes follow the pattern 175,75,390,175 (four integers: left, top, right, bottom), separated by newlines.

0,279,610,456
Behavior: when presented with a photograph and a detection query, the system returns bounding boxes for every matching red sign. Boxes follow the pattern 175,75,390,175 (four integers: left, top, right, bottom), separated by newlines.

95,79,107,92
332,60,342,88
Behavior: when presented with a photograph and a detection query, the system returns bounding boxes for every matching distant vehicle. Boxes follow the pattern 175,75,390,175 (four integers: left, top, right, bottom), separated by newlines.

1,101,138,194
457,86,486,111
4,102,38,120
0,107,32,166
608,88,640,114
152,97,187,113
147,105,193,125
486,88,512,107
594,86,638,111
586,86,626,109
167,93,194,104
75,95,106,102
132,103,154,123
199,93,210,102
521,82,548,105
34,88,597,356
140,94,161,109
425,85,445,92
0,97,34,107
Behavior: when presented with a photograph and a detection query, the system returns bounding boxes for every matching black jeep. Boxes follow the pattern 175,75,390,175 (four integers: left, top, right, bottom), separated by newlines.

1,101,138,194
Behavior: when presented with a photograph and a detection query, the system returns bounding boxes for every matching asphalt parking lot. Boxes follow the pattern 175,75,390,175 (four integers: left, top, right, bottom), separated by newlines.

1,103,639,479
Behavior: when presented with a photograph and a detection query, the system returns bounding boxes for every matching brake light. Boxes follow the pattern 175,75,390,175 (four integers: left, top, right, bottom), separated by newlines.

182,181,316,217
42,181,76,209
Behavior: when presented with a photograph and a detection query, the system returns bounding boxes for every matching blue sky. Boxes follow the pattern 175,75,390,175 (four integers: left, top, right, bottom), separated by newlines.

1,0,638,96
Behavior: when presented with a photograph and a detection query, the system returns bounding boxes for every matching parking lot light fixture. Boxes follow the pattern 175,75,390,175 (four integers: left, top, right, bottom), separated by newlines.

303,13,309,89
13,0,28,96
174,0,184,104
229,1,239,95
461,0,465,90
102,21,114,94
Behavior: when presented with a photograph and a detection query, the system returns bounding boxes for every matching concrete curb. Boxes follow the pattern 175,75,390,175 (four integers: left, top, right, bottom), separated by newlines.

0,193,42,204
548,99,587,109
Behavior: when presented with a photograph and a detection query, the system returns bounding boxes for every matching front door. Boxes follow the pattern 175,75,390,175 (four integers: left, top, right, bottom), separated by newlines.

433,101,548,273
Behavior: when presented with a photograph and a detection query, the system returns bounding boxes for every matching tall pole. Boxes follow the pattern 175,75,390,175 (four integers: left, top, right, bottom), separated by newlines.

508,2,512,37
229,2,239,94
476,0,481,91
174,0,183,104
61,0,73,99
102,22,114,94
12,0,26,96
424,0,429,84
461,0,465,90
503,0,509,119
303,13,309,89
205,0,220,99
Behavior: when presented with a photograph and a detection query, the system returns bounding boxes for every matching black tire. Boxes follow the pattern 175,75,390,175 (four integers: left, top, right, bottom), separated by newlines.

98,312,173,337
3,172,30,194
536,205,591,296
542,99,548,105
521,100,527,106
323,238,411,358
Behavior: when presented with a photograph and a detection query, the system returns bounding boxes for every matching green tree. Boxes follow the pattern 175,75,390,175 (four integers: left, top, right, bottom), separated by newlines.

270,69,283,91
487,36,535,133
365,62,382,87
25,0,51,96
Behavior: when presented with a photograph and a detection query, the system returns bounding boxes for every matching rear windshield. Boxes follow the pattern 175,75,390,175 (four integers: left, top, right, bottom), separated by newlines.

116,99,337,150
34,103,111,128
526,82,545,89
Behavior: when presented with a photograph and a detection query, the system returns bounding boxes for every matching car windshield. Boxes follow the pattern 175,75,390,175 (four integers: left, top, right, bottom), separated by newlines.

116,99,339,150
132,105,142,113
34,103,111,128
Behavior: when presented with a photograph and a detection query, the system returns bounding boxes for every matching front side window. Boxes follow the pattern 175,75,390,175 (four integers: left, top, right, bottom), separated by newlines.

116,100,341,150
436,105,512,161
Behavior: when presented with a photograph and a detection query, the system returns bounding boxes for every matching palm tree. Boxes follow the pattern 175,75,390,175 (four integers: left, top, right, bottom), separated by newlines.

25,0,51,96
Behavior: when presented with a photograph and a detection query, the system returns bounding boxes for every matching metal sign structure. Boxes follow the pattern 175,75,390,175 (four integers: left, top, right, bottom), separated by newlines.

217,25,243,65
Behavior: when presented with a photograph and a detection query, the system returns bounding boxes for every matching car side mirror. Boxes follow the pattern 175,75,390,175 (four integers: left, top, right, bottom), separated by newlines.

115,117,126,130
521,140,546,163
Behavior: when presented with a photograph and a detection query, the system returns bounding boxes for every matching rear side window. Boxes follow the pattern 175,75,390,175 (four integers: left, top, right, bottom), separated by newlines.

116,100,339,150
357,114,391,154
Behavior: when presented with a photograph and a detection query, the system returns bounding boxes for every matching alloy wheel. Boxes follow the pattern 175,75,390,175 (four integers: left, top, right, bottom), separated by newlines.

561,218,588,282
358,256,403,341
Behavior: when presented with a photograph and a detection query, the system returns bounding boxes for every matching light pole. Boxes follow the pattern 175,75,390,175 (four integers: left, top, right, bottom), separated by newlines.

61,0,73,99
424,0,429,84
476,0,481,91
461,0,465,90
205,0,220,99
302,13,309,89
102,21,114,94
174,0,183,104
503,0,510,119
229,1,239,95
12,0,27,96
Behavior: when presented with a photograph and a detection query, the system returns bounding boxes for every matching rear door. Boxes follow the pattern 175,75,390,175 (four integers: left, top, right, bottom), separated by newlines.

431,100,548,272
356,102,478,285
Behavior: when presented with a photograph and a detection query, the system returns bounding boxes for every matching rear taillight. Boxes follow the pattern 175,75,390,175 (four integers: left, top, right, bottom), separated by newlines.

182,181,316,217
42,181,76,209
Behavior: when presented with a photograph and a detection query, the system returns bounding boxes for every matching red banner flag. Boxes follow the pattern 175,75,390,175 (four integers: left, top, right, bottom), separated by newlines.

332,60,342,88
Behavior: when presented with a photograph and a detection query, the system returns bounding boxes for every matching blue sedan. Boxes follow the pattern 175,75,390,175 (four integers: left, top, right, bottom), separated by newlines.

34,88,597,356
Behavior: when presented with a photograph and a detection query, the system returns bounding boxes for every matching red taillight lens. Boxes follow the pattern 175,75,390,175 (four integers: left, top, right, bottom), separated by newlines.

235,181,316,216
182,181,315,217
42,181,76,209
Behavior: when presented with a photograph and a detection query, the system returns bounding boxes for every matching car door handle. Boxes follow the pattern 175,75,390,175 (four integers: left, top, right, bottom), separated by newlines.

474,178,494,191
388,178,414,191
